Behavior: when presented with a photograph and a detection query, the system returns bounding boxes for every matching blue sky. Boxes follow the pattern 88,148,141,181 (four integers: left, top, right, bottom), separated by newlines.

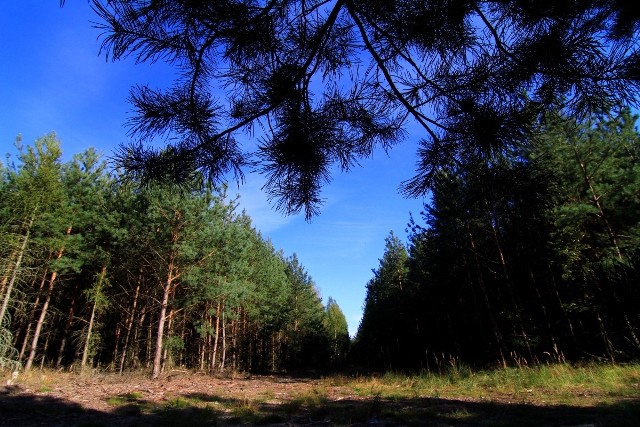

0,1,427,337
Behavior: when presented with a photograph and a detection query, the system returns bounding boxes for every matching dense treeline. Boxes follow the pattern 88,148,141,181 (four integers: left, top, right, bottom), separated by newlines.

0,134,349,375
353,109,640,370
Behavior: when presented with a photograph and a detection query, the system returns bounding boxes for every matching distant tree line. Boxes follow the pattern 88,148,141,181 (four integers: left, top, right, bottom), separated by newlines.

0,135,349,376
353,109,640,370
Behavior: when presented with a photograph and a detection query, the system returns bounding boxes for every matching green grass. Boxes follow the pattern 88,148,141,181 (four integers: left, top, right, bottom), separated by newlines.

105,391,144,407
38,385,53,393
346,363,640,405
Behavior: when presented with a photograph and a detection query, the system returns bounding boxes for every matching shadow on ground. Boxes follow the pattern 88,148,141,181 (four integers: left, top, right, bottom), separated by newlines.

1,382,638,426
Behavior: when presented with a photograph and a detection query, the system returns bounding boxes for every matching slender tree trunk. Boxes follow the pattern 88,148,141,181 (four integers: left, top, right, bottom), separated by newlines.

146,316,154,368
484,202,534,361
271,334,276,372
24,226,72,371
211,300,221,372
0,248,19,298
0,213,35,324
528,265,560,356
548,265,577,342
575,157,640,348
220,308,227,372
11,269,39,348
162,306,175,371
24,271,57,371
178,313,187,367
81,265,107,371
152,279,172,379
152,208,183,379
18,322,33,362
119,282,141,374
200,308,212,371
19,267,49,360
467,227,507,367
55,289,77,368
39,333,50,370
232,309,239,370
575,155,624,260
132,305,147,371
111,325,121,372
595,308,616,363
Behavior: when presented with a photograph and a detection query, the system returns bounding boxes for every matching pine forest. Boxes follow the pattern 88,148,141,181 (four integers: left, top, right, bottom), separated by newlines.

2,109,640,377
0,135,350,376
353,109,640,371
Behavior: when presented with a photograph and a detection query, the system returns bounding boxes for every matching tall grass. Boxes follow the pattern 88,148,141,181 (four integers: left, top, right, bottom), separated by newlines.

341,363,640,404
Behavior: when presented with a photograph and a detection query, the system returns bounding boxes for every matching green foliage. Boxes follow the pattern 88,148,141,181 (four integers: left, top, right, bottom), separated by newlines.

0,137,339,374
282,254,329,370
531,108,640,276
353,232,412,369
323,297,350,367
354,108,640,370
0,321,20,371
85,1,640,218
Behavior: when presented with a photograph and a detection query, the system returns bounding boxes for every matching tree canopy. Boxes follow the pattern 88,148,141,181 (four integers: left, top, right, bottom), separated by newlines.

83,0,640,218
1,135,348,374
353,109,640,370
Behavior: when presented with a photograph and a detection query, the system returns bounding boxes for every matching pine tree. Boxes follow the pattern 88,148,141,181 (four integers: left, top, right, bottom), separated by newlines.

354,232,409,369
81,1,640,217
323,297,350,368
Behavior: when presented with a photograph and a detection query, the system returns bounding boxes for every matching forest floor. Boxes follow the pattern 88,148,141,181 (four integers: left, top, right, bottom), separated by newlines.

1,365,639,426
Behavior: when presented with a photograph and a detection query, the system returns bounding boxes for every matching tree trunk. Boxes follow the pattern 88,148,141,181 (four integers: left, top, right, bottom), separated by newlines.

199,309,211,371
467,227,507,367
595,308,616,363
220,308,227,372
151,279,172,379
111,325,121,372
178,313,187,367
24,270,57,371
24,226,72,371
119,282,141,374
0,248,19,298
0,212,35,324
132,305,147,371
575,156,640,348
81,265,107,371
145,311,153,369
151,209,182,379
162,306,175,370
484,201,534,361
575,155,624,260
55,287,77,368
39,333,50,371
211,300,221,372
19,267,49,360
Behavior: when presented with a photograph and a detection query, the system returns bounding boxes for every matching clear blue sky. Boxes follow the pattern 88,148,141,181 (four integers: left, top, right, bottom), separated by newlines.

0,1,427,337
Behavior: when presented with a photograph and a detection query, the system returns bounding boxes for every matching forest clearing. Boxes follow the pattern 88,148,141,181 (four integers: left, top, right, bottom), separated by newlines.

1,364,639,426
3,3,640,425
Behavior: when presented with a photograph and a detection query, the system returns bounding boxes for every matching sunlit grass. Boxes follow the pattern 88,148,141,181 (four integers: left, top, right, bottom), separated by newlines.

105,391,143,406
340,362,640,405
